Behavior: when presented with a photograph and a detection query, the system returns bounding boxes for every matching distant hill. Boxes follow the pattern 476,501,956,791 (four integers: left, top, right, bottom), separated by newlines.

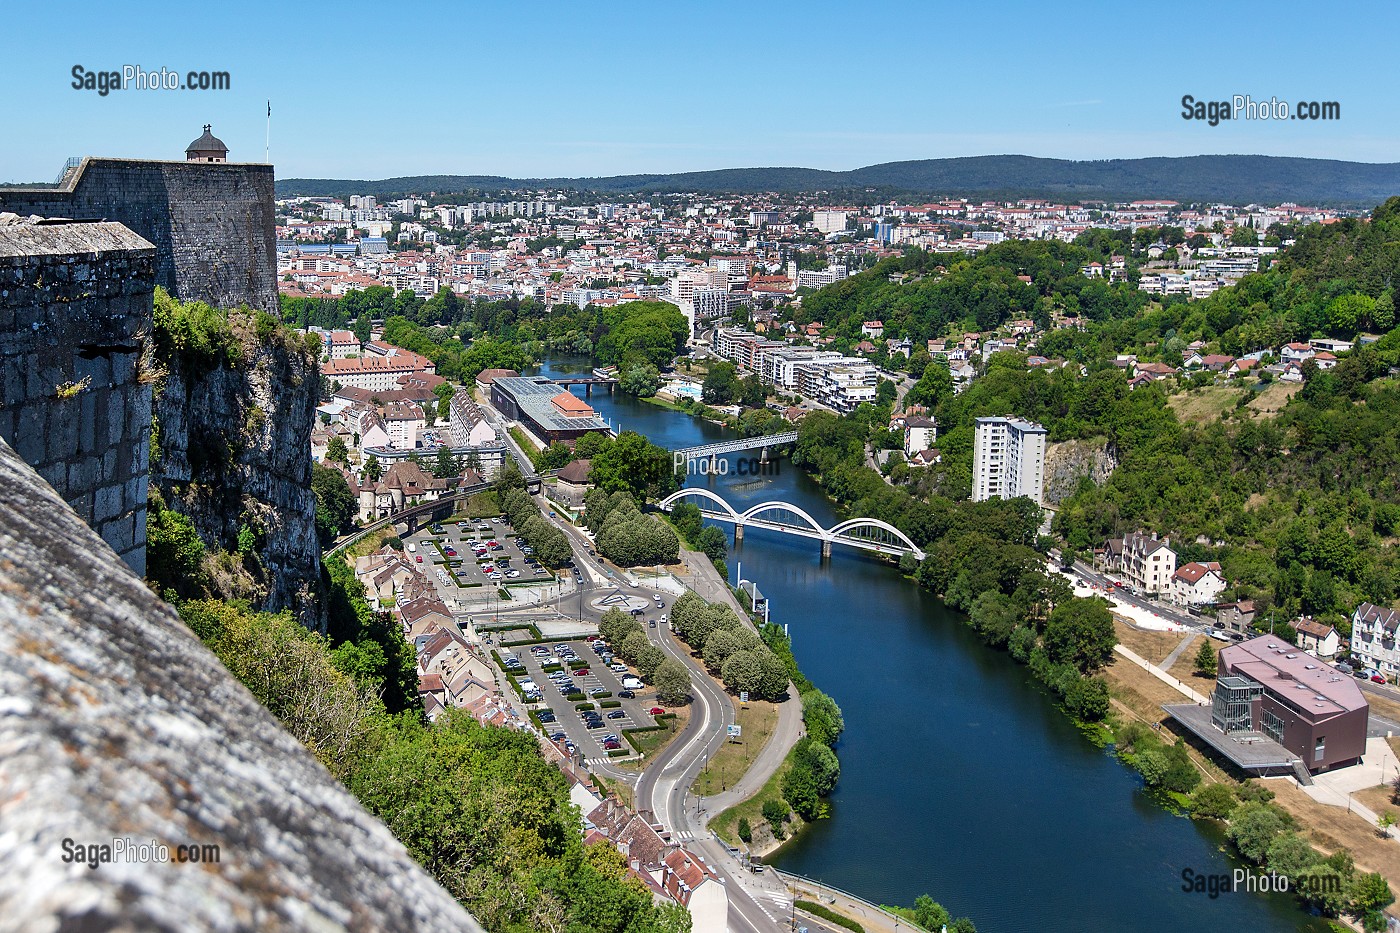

276,155,1400,207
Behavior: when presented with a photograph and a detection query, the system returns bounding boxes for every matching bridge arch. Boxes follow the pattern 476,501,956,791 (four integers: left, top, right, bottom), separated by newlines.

657,487,743,520
740,500,827,535
828,517,925,558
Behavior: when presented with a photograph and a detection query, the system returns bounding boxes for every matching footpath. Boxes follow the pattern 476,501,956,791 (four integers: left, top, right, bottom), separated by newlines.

670,544,805,815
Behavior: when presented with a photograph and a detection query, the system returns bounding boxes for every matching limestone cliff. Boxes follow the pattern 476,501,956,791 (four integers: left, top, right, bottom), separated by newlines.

151,299,321,624
1042,436,1117,507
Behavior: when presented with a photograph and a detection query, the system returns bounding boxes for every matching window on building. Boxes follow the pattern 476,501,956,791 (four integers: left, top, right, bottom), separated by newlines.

1262,710,1284,743
1314,736,1326,762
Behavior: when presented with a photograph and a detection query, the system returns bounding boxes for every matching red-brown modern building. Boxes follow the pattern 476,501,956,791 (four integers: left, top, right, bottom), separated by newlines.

1168,635,1368,776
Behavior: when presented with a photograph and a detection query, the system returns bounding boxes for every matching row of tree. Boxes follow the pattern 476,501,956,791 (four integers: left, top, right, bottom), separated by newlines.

596,608,691,705
583,488,681,567
497,471,575,568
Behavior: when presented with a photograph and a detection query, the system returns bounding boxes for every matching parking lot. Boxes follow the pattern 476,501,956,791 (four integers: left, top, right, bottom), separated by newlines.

404,516,554,592
498,636,666,763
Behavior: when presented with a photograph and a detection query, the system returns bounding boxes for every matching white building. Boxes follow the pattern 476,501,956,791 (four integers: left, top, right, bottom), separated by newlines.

1171,561,1226,607
971,416,1047,505
1351,602,1400,678
813,210,850,234
904,415,937,457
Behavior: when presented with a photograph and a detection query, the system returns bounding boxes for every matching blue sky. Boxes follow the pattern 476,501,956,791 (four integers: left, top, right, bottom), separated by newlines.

1,0,1396,182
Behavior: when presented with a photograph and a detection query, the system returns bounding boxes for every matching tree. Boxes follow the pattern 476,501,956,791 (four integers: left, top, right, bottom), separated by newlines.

756,650,790,700
1378,811,1396,838
620,363,661,398
433,446,460,479
635,643,665,682
326,434,349,464
1227,802,1287,863
695,524,729,565
1042,599,1116,674
737,817,752,844
721,650,764,696
1349,872,1395,918
1189,783,1239,820
312,463,358,545
702,362,740,405
801,690,845,746
1063,676,1109,721
588,430,679,501
653,658,692,705
1194,639,1217,677
363,455,382,483
762,798,788,837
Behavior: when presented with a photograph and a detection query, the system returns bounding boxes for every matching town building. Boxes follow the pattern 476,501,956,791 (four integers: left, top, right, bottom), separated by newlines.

903,415,938,458
971,416,1047,505
322,349,436,392
1167,635,1368,776
1171,560,1225,607
1294,618,1340,659
1350,602,1400,678
1100,531,1177,596
490,375,612,445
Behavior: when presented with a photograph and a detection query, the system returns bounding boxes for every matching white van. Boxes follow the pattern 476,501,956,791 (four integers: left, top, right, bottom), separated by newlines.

621,676,644,691
407,542,416,553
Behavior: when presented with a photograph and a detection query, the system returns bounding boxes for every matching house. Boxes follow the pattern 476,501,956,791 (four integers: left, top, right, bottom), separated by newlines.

474,368,519,394
903,415,937,457
1280,342,1315,364
860,320,884,338
1134,362,1177,381
555,458,593,508
661,848,728,932
1313,351,1338,370
1227,358,1257,377
1294,618,1341,659
1351,602,1400,679
909,447,942,466
1200,354,1235,372
358,459,455,521
1100,532,1177,596
1214,600,1257,638
1172,561,1225,607
1181,350,1205,369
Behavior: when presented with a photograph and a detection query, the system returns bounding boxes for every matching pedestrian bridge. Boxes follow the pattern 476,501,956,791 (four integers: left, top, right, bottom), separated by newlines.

671,431,798,460
657,487,925,561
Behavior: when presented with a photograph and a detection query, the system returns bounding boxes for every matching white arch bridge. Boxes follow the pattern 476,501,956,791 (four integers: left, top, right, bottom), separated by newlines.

657,488,925,561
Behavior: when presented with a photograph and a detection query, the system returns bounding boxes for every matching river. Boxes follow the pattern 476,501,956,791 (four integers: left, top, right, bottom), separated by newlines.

535,358,1325,932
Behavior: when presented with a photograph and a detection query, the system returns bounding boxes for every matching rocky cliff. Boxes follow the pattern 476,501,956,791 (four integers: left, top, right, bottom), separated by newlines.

151,298,322,624
1042,437,1117,507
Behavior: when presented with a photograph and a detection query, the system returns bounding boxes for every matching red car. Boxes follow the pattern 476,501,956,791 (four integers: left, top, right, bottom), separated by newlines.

415,555,422,563
573,668,590,677
1373,674,1388,685
649,707,666,715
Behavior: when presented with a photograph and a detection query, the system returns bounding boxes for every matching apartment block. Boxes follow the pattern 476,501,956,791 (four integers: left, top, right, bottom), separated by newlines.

971,416,1047,505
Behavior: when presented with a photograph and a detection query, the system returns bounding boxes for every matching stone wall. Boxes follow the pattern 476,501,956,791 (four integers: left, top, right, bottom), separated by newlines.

0,217,155,574
0,434,483,932
0,158,278,314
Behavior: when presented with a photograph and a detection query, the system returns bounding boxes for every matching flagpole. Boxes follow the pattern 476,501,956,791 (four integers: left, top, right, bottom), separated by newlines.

265,100,271,164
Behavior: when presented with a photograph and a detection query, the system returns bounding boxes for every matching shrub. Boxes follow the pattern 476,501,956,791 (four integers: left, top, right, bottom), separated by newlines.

737,816,752,844
1190,783,1240,820
793,901,864,933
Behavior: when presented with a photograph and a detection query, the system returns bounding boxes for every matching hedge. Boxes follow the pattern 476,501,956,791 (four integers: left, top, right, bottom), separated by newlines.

599,700,622,709
794,901,864,933
607,749,630,758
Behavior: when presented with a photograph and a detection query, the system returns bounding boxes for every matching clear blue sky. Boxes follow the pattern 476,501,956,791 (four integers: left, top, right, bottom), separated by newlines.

2,0,1396,182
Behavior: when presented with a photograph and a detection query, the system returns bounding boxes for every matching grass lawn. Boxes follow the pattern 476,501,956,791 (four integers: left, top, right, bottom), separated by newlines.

594,773,634,810
1113,619,1186,666
1269,780,1400,911
346,528,402,559
1246,380,1301,416
446,491,500,520
692,698,780,797
616,707,690,771
1167,384,1246,424
709,750,804,852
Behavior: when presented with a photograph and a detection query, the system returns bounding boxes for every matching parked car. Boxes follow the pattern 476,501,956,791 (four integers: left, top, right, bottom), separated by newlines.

607,710,626,719
649,707,666,715
574,668,590,677
1373,673,1389,685
618,690,635,699
415,555,423,563
1336,661,1355,675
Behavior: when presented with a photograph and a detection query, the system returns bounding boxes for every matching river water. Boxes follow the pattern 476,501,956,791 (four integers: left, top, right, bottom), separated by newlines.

536,358,1324,932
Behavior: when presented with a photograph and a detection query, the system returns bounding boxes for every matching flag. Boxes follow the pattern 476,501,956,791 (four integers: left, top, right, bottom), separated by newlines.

267,100,271,118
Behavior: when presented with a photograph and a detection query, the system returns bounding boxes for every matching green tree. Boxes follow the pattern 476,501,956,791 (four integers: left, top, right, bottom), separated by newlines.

326,434,349,464
737,816,752,844
588,430,679,501
1194,639,1217,677
1042,599,1117,674
653,657,692,705
1190,783,1239,820
801,690,845,746
312,463,358,545
619,363,662,398
721,649,764,696
1227,802,1288,863
363,454,383,483
695,524,729,565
